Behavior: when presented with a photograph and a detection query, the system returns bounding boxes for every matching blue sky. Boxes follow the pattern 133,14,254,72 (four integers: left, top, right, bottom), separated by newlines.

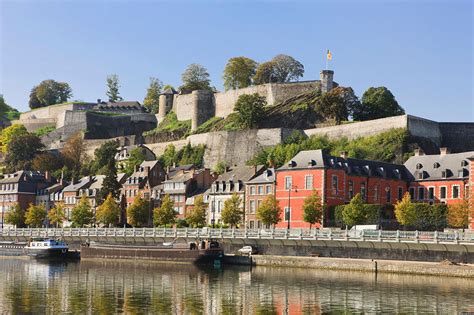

1,0,472,121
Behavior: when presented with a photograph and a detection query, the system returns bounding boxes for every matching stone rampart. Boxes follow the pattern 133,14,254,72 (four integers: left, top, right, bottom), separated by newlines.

214,84,270,117
439,122,474,153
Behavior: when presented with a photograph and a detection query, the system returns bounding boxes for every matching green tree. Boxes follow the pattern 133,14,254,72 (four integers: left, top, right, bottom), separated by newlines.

253,61,278,85
213,161,228,175
180,63,211,91
127,194,150,227
221,193,243,228
106,74,123,102
32,152,64,174
394,193,417,228
4,203,26,227
143,77,162,113
71,195,93,227
25,204,47,228
48,202,66,227
317,87,359,124
223,56,258,90
4,133,44,172
271,54,304,82
160,144,177,168
61,131,86,180
0,124,28,154
234,93,266,129
28,79,72,109
342,194,367,226
447,199,470,229
186,196,207,227
354,87,405,121
96,158,122,205
0,94,9,116
153,195,176,227
124,147,147,175
302,190,324,229
92,140,119,174
96,193,121,227
256,195,282,228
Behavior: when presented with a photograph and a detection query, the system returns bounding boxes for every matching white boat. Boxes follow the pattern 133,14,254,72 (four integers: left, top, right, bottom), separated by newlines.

24,239,69,258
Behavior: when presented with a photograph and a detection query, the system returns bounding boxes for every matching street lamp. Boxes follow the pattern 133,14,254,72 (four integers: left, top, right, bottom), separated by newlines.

212,193,216,228
287,185,297,230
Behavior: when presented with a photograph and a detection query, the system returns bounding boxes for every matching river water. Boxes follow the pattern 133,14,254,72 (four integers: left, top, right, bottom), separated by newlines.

0,257,473,314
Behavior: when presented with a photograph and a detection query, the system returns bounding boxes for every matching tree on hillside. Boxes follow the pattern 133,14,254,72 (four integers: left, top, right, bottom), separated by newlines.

4,203,26,228
48,202,66,227
143,77,163,113
106,74,123,102
96,194,121,227
28,79,72,109
221,193,243,228
271,54,304,83
394,193,417,228
213,161,228,175
71,195,93,227
354,87,405,121
32,152,64,174
253,61,278,85
0,124,28,154
234,93,266,129
160,144,177,168
186,196,207,228
4,133,44,172
96,158,122,206
302,190,324,229
256,196,282,228
223,56,258,90
342,194,367,226
447,199,470,229
153,195,176,227
92,140,119,174
180,63,211,91
25,204,47,228
61,132,86,180
317,87,359,124
0,94,11,116
124,147,147,175
127,194,150,227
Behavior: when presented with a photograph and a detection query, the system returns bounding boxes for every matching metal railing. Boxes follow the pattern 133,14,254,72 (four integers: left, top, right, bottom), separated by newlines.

0,228,473,244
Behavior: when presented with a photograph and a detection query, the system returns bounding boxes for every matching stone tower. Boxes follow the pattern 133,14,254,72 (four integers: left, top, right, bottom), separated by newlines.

158,87,177,122
320,70,334,93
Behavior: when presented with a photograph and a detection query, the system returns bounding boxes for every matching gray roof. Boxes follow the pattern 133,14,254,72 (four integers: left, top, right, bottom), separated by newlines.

216,165,263,182
246,168,276,184
278,150,410,181
0,171,46,184
63,176,93,192
161,87,177,95
404,151,473,181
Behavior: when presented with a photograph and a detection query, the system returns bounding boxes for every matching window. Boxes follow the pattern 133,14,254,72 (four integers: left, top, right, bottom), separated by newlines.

465,184,470,198
249,221,255,229
258,185,264,195
452,185,460,199
418,187,424,200
331,175,338,195
458,170,464,178
285,176,292,190
386,187,391,203
428,187,435,200
284,207,291,221
265,185,272,195
409,187,415,200
305,175,313,190
249,200,256,213
257,199,262,209
360,183,366,200
374,186,379,201
398,187,403,200
440,186,447,199
348,181,354,199
250,186,255,195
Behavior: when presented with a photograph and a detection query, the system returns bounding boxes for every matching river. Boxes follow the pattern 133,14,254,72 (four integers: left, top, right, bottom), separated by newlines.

0,257,473,314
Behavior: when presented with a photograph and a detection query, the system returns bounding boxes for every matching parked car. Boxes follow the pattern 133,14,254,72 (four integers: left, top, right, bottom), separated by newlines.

238,245,257,255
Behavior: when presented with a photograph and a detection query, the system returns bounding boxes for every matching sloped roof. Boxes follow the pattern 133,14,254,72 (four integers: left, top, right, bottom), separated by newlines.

63,176,93,192
246,168,276,184
0,171,46,184
216,165,263,182
404,151,473,181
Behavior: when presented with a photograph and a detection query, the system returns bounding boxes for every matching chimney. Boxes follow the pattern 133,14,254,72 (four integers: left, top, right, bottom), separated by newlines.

320,70,334,93
440,147,450,156
145,166,151,176
414,148,424,156
254,164,257,175
44,171,51,182
340,151,348,159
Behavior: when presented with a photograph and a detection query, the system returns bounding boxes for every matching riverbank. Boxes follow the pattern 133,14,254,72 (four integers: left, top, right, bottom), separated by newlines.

224,255,474,278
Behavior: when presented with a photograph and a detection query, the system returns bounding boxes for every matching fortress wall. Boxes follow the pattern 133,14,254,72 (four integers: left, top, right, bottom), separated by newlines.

406,115,442,145
12,118,57,132
439,122,474,152
174,93,195,121
270,81,321,104
19,103,95,121
214,84,270,117
304,115,409,140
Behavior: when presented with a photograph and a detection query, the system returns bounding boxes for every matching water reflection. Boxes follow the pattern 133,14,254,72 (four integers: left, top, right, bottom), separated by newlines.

0,257,473,314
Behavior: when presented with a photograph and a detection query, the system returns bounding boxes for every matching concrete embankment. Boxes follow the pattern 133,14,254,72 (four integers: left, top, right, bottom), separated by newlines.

223,255,474,278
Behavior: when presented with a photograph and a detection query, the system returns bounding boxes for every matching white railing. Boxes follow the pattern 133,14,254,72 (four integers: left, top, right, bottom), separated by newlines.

0,228,473,244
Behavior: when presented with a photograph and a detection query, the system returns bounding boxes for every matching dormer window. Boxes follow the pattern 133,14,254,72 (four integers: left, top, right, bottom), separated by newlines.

433,162,440,169
288,160,296,168
308,160,316,167
417,172,424,180
416,163,423,170
441,170,448,178
461,160,469,167
458,169,466,178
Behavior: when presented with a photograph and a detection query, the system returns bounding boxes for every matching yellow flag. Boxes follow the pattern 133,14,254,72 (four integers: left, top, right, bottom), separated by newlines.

327,49,332,60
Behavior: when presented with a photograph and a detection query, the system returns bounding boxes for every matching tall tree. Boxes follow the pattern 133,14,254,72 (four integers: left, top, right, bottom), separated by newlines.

342,194,367,226
96,194,121,227
160,144,177,168
302,190,324,229
180,64,211,91
143,77,163,113
394,193,417,228
96,158,122,206
317,87,359,124
0,124,28,154
354,87,405,121
106,74,123,102
127,194,150,227
153,195,176,227
271,54,304,82
223,56,258,90
253,61,278,85
92,140,119,174
447,199,470,229
256,196,282,228
61,132,86,180
221,193,243,228
25,204,47,228
28,79,72,109
4,203,26,228
4,133,44,172
234,93,266,129
32,152,64,173
186,196,207,228
71,195,93,227
48,202,66,227
124,147,147,175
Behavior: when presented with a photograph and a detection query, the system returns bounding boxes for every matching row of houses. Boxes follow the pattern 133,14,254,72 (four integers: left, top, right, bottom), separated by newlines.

0,147,473,229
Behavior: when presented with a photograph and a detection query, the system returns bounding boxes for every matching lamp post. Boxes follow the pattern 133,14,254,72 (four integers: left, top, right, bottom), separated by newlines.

1,197,4,229
212,191,216,229
287,185,297,230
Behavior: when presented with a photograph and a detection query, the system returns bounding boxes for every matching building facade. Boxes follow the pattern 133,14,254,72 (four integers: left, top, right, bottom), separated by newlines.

245,168,276,229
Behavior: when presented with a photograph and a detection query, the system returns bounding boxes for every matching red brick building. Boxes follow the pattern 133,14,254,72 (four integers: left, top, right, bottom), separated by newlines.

122,160,165,208
245,168,275,229
275,150,410,228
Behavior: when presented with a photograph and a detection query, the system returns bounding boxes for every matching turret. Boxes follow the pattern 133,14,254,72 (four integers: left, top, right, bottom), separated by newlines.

320,70,334,93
